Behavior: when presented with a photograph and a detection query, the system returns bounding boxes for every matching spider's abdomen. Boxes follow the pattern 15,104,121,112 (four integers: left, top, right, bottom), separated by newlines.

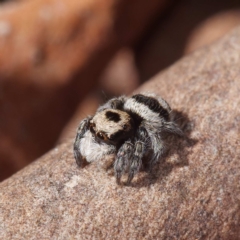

123,93,171,123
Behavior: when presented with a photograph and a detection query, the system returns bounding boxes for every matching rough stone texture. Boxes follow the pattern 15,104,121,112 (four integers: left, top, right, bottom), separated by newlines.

1,25,240,240
0,0,167,180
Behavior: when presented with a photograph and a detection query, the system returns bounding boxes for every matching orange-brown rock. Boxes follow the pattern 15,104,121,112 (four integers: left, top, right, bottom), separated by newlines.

0,0,167,181
0,25,240,239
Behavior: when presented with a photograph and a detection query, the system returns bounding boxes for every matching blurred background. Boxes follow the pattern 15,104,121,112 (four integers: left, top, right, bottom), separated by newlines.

0,0,240,181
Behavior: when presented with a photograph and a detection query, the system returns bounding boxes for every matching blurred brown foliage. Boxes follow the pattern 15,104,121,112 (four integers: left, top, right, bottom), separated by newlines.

0,0,240,181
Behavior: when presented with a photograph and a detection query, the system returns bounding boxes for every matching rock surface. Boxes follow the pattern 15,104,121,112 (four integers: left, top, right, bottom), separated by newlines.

0,26,240,239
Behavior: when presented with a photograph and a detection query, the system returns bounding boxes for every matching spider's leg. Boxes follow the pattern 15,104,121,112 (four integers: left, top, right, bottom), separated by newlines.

127,126,149,184
164,121,184,137
114,141,133,184
149,122,183,167
148,133,165,168
73,116,92,167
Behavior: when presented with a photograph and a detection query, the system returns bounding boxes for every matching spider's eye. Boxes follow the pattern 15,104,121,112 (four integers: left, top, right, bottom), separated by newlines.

97,132,106,140
90,124,96,133
123,124,129,131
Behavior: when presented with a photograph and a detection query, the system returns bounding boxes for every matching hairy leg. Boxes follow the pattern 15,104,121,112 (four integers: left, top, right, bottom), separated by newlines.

73,116,92,167
164,121,184,137
114,141,133,184
127,126,149,184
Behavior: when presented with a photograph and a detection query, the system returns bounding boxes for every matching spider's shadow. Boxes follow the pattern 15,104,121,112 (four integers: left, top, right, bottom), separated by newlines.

128,110,198,188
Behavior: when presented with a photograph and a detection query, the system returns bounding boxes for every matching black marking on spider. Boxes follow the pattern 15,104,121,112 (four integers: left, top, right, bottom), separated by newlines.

132,94,170,121
105,111,121,122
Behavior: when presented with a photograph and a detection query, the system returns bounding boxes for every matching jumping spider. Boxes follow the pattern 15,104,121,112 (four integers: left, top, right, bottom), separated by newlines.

73,93,183,184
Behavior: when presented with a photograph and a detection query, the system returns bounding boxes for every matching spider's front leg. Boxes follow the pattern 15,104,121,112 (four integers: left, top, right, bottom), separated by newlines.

127,126,149,184
73,116,92,167
114,141,134,184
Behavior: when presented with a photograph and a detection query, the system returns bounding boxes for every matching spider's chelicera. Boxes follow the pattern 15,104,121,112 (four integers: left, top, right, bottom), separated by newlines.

73,93,183,184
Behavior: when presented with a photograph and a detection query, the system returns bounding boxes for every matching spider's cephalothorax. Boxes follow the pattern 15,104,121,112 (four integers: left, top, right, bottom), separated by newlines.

73,93,183,184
